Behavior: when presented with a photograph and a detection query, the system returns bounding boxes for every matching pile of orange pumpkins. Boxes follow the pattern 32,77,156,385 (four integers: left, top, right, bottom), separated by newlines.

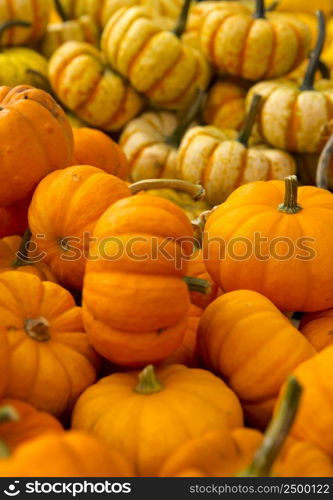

0,0,333,479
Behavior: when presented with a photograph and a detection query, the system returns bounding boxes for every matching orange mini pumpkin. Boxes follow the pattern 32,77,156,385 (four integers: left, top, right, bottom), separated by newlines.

71,128,129,179
0,431,134,477
198,290,315,428
300,308,333,351
0,85,73,207
159,427,263,477
83,194,195,366
28,165,131,290
204,176,333,312
0,271,99,417
72,364,243,476
0,399,63,452
287,346,333,456
0,235,58,282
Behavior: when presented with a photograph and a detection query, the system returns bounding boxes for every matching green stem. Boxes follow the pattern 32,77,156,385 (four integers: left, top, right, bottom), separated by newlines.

0,20,31,50
238,377,303,477
130,179,205,201
54,0,68,22
26,69,54,94
237,94,261,147
253,0,266,19
265,0,279,12
278,175,302,214
12,228,32,268
165,89,206,148
134,365,163,395
184,276,211,294
173,0,193,38
300,10,326,91
317,59,330,79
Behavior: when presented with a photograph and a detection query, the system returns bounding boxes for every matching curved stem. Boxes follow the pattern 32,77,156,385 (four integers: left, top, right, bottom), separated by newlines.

26,69,55,95
134,365,163,395
0,20,31,49
130,179,205,201
53,0,68,22
316,134,333,189
165,89,206,148
238,377,303,477
253,0,266,19
237,94,262,147
278,175,302,214
12,228,32,268
300,10,326,91
265,0,279,12
184,276,211,294
173,0,193,38
317,58,331,80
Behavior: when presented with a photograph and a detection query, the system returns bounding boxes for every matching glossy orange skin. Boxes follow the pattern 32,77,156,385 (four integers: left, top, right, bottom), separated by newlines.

71,128,129,180
0,431,134,477
0,196,30,238
83,195,194,366
0,236,58,282
0,85,73,207
28,165,131,290
204,180,333,312
159,427,262,477
198,290,315,428
287,346,333,456
0,399,63,451
161,304,202,368
300,308,333,351
187,248,219,309
72,364,243,476
0,271,99,417
200,9,311,81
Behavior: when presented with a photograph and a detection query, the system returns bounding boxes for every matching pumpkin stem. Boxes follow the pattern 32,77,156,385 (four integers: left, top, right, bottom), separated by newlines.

253,0,266,19
54,0,68,22
134,365,163,395
317,133,333,189
265,0,279,12
24,317,51,342
129,179,205,201
25,69,55,95
317,58,331,79
300,11,326,91
173,0,193,38
0,405,20,459
237,94,261,147
184,276,211,294
278,175,302,214
165,88,206,148
0,19,31,49
12,228,32,268
238,377,303,477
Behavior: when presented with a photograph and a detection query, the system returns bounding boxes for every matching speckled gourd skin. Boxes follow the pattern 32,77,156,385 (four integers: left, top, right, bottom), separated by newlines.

101,6,211,110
